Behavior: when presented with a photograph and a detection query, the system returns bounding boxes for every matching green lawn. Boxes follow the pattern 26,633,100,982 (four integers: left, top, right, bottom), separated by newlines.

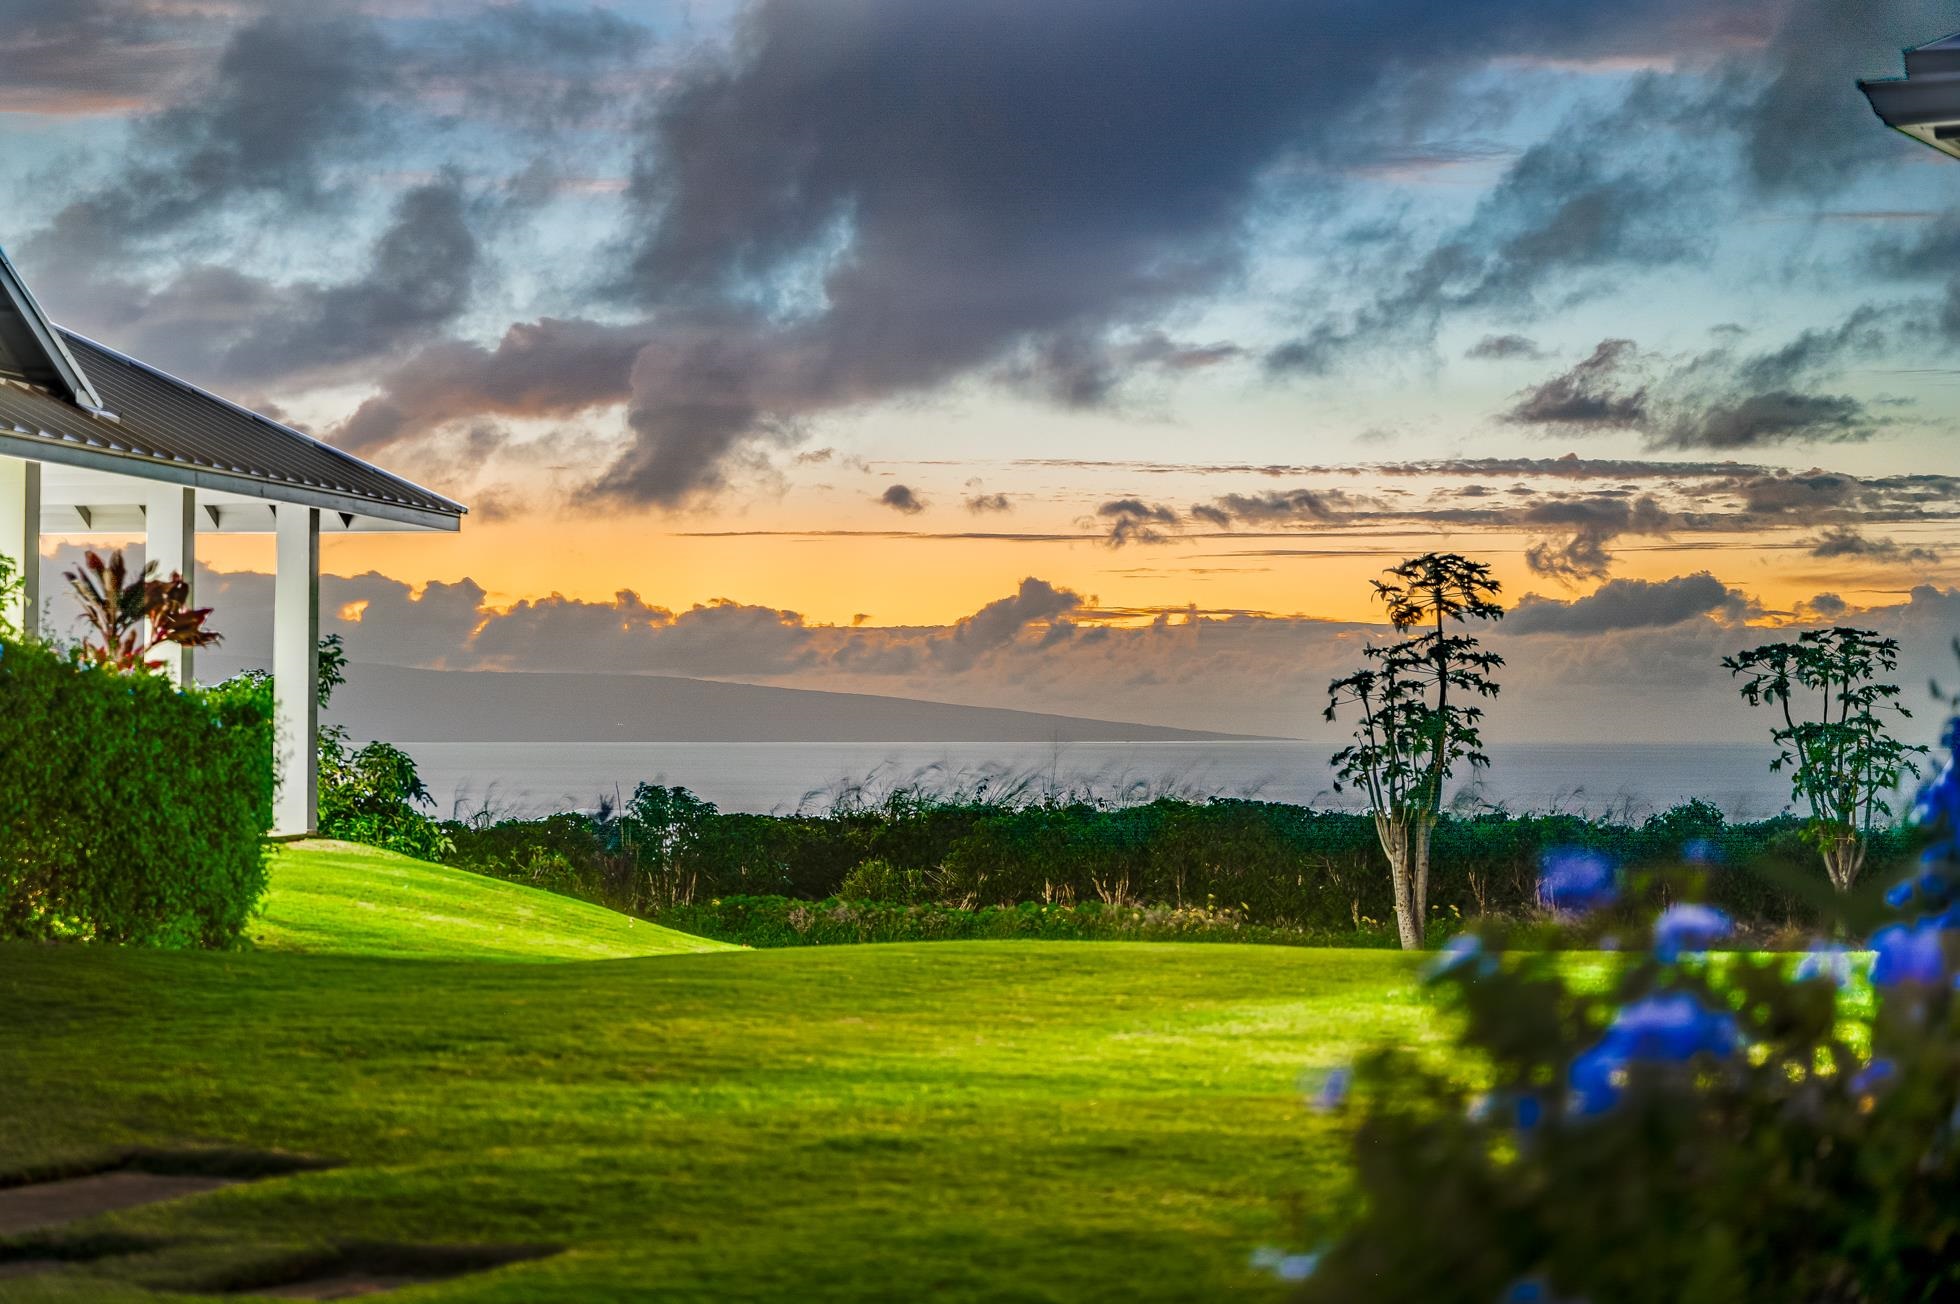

250,840,729,960
0,845,1439,1302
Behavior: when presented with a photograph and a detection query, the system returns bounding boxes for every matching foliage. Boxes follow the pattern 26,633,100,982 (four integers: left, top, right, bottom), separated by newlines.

63,547,220,672
650,894,1407,949
836,857,926,903
0,550,19,641
1285,717,1960,1303
1725,626,1924,890
1326,552,1504,948
444,792,1913,941
312,634,451,860
0,636,273,946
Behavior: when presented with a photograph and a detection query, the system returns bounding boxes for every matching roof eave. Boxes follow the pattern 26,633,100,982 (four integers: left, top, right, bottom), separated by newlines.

0,429,463,532
0,249,105,412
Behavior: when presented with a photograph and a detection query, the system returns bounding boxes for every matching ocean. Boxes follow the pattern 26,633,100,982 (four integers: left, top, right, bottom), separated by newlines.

404,740,1817,822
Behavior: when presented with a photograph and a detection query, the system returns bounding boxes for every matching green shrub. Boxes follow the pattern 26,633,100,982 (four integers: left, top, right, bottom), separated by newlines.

651,895,1395,949
0,637,274,947
836,858,923,903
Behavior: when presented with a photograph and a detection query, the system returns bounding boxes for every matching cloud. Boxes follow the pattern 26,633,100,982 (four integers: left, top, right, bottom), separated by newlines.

1804,526,1940,565
152,556,1960,745
581,0,1749,505
1096,499,1180,547
1508,572,1753,634
0,0,222,115
17,5,652,394
1517,494,1673,582
1499,310,1902,452
1466,333,1545,360
878,484,926,514
1190,488,1361,528
1656,390,1879,450
1500,339,1649,430
331,317,650,455
965,493,1013,514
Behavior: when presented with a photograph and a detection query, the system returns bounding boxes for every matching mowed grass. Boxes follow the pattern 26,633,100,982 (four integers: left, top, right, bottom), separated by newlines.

250,840,728,960
0,847,1441,1303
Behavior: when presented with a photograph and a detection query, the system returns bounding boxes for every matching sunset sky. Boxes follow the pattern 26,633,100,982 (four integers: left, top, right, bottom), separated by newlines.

6,0,1959,739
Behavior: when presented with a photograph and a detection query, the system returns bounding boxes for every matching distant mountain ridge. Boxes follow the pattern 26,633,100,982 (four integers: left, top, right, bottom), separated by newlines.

200,659,1263,743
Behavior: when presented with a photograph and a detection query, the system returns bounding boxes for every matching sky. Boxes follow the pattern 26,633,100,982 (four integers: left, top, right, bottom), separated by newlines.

4,0,1960,741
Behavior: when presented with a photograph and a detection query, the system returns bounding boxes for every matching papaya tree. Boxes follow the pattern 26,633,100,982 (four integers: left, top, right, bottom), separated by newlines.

1724,627,1923,891
1325,553,1504,949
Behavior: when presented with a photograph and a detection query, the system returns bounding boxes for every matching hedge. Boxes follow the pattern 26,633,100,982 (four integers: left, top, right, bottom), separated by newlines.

0,638,275,947
652,895,1410,950
447,785,1918,934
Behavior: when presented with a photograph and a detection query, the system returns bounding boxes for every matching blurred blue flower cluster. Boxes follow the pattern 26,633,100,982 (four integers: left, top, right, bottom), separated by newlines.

1536,849,1616,914
1568,992,1740,1115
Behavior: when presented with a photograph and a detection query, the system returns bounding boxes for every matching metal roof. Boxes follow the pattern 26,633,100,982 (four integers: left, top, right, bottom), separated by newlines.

1861,31,1960,162
0,327,465,531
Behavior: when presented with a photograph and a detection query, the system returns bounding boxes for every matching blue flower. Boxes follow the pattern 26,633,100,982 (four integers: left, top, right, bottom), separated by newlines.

1538,849,1616,914
1886,878,1916,909
1567,992,1739,1116
1870,922,1948,987
1793,942,1852,987
1851,1057,1896,1095
1653,904,1733,961
1426,933,1490,982
1250,1248,1320,1282
1308,1065,1351,1112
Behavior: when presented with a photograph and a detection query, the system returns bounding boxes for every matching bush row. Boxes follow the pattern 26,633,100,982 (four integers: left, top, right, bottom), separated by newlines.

652,895,1407,949
0,638,274,946
444,784,1917,932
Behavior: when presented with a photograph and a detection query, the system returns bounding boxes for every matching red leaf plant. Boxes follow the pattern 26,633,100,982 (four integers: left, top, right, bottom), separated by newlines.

63,548,221,673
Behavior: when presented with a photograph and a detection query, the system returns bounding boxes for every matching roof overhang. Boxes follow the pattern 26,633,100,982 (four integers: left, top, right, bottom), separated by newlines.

0,248,105,411
0,429,461,532
1861,34,1960,160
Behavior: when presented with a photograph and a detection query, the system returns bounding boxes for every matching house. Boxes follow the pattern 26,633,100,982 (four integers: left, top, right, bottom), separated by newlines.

0,246,465,837
1860,32,1960,160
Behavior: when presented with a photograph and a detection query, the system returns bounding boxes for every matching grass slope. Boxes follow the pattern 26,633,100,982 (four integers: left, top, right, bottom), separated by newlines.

250,840,727,961
0,941,1437,1302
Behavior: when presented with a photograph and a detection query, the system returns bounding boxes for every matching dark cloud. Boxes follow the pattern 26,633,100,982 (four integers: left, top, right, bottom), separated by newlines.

1657,391,1878,450
582,0,1744,505
1518,494,1673,582
1096,499,1180,548
0,0,220,115
1499,309,1902,453
1191,488,1361,528
965,493,1013,514
1735,0,1956,195
332,317,650,455
1508,572,1754,635
1805,526,1940,565
1500,339,1649,430
19,6,654,394
878,484,926,514
1466,334,1545,360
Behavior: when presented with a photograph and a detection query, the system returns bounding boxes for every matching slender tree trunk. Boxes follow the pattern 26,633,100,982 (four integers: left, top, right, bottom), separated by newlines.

1409,813,1435,945
1375,810,1424,950
1821,831,1865,893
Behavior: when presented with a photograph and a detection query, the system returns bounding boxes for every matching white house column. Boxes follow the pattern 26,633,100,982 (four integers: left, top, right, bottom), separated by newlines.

145,486,196,685
273,505,320,837
0,456,40,639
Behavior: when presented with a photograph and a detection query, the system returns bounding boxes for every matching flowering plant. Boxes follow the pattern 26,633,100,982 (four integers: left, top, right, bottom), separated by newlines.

1286,719,1960,1302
